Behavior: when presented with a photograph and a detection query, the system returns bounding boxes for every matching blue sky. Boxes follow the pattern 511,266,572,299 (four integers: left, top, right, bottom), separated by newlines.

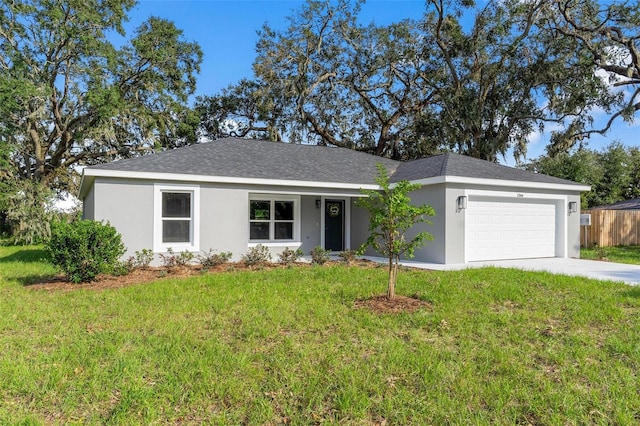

126,0,638,164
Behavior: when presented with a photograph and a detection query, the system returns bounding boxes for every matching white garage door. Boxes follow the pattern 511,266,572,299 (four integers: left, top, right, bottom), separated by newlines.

466,197,557,262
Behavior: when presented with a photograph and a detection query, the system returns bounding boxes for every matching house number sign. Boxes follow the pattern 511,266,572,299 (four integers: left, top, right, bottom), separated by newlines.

327,202,341,217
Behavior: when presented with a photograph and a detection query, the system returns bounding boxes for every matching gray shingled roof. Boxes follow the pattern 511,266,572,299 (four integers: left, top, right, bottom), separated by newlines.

87,137,582,187
89,137,398,185
591,198,640,210
392,152,581,185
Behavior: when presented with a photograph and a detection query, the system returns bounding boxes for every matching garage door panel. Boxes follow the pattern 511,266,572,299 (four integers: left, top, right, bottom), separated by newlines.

466,198,557,262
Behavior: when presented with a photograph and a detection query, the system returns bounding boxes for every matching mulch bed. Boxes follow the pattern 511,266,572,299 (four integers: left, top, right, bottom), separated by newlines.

26,260,431,314
354,294,432,314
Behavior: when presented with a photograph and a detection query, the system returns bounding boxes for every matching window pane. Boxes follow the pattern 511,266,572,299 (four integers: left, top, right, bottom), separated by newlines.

250,222,270,240
163,220,190,243
274,201,293,220
250,201,271,220
274,222,293,240
163,193,191,218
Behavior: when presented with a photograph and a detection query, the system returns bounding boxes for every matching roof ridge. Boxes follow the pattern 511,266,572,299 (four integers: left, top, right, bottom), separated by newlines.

439,152,450,176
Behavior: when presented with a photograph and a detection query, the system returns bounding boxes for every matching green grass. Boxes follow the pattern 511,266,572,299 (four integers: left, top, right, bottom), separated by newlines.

1,246,640,424
581,245,640,265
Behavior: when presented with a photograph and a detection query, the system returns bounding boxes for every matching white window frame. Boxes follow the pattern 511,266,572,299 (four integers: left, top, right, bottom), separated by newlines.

248,195,300,244
154,184,200,253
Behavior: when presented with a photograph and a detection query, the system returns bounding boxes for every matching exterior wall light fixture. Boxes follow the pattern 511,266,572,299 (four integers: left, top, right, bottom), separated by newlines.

457,196,468,210
568,201,578,214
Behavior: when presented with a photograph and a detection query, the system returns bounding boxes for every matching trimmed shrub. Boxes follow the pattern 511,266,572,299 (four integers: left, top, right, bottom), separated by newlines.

278,247,303,265
241,244,272,267
47,220,126,283
310,245,330,265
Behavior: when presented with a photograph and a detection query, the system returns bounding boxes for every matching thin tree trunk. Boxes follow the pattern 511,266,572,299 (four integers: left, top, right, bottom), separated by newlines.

387,254,396,299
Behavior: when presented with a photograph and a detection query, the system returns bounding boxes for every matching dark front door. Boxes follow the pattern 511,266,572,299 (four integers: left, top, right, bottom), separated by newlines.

325,200,344,251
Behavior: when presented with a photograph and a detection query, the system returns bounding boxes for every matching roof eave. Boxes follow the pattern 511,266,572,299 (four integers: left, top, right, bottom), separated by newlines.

80,168,381,191
409,175,591,192
78,170,93,200
79,168,591,198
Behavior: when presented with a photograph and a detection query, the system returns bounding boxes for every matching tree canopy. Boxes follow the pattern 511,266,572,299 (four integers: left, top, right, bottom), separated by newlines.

197,0,635,163
543,0,640,154
0,0,203,195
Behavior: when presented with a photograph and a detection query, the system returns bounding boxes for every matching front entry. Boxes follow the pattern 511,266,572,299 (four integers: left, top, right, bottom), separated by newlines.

324,199,345,251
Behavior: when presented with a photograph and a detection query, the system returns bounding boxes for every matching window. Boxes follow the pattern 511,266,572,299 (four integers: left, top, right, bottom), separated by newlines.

154,185,200,252
249,197,297,241
162,192,191,243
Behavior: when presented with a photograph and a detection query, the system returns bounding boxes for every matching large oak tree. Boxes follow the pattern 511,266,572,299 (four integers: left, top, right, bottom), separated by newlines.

0,0,202,194
543,0,640,154
198,0,634,163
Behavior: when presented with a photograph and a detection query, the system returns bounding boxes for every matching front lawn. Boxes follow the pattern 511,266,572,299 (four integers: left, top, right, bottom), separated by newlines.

581,245,640,265
1,246,639,424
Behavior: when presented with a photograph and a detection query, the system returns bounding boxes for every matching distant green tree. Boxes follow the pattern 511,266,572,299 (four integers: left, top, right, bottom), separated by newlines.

625,147,640,200
4,180,54,245
356,164,435,299
526,142,636,208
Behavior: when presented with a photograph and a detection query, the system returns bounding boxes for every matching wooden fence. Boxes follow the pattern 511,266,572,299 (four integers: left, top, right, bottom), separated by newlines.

581,209,640,247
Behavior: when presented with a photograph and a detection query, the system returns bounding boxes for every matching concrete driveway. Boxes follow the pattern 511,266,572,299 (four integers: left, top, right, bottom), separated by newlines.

365,257,640,285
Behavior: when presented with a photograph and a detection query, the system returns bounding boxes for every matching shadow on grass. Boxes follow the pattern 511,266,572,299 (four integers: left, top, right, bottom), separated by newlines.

18,274,65,287
0,248,50,263
621,287,640,299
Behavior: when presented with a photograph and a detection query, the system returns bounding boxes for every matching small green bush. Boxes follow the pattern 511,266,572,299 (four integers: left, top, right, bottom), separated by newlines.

159,248,178,269
47,220,126,283
198,249,232,270
176,250,194,266
159,248,194,269
241,244,272,267
123,248,155,272
132,248,155,269
310,245,331,265
338,249,357,264
278,247,303,265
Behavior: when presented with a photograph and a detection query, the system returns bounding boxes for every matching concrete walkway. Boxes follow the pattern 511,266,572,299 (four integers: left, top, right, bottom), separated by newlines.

363,257,640,286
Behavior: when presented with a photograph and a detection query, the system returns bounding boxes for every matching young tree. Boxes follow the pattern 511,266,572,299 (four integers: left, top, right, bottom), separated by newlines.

356,164,435,299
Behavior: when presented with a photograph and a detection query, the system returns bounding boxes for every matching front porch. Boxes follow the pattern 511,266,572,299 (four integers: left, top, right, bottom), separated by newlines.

298,195,369,255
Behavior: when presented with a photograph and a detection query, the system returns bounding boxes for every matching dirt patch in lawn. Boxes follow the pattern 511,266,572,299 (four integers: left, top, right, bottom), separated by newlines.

354,294,433,314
